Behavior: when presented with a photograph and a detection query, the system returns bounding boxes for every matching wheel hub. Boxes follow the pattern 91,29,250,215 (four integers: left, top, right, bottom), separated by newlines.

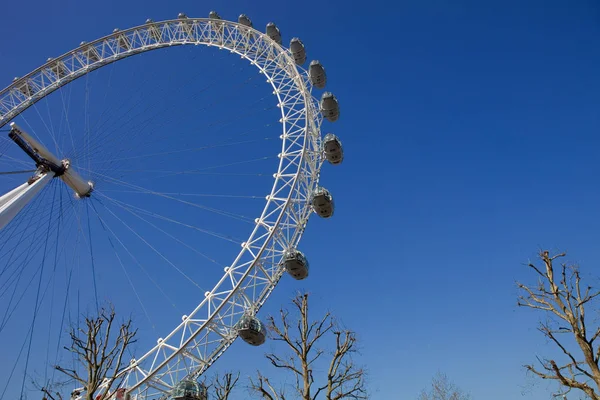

8,122,93,197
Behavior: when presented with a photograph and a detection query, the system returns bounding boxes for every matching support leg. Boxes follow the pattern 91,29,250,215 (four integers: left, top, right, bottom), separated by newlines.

0,171,54,230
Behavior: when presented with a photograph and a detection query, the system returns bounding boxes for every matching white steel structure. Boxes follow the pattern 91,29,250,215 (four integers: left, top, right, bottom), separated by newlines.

0,13,343,400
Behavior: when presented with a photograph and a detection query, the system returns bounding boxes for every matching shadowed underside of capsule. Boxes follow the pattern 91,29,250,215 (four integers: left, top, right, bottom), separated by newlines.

320,92,340,122
236,314,267,346
311,187,335,218
266,22,282,44
169,380,208,400
238,14,252,27
309,60,327,89
323,133,343,165
283,249,310,280
290,38,306,65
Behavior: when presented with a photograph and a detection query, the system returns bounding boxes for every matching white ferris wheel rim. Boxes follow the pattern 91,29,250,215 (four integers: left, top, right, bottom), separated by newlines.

0,16,324,399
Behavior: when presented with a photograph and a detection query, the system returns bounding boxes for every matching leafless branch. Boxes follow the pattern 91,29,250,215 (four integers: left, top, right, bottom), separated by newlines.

53,303,137,400
255,291,367,400
249,371,286,400
517,251,600,400
418,372,470,400
212,371,240,400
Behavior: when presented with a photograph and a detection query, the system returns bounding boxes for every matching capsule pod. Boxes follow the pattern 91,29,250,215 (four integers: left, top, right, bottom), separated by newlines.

283,249,309,280
311,187,335,218
170,379,208,400
238,14,253,27
266,22,282,44
178,12,188,19
322,133,344,165
289,38,306,65
209,11,221,20
309,60,327,89
320,92,340,122
236,314,266,346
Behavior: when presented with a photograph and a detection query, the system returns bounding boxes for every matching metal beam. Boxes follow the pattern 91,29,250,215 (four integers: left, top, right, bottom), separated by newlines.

9,123,93,197
0,171,53,230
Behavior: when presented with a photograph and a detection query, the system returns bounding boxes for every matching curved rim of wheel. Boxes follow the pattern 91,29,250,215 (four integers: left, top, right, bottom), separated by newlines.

0,17,324,399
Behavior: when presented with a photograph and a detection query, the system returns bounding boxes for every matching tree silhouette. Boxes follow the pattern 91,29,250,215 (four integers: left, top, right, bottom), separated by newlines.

517,251,600,399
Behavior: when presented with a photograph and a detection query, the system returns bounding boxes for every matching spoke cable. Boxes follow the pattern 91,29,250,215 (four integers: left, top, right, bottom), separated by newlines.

19,182,57,399
85,202,100,314
90,197,181,312
96,198,205,291
89,200,156,330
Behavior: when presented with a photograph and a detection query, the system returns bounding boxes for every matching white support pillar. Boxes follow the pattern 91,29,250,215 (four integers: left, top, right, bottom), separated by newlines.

0,172,54,230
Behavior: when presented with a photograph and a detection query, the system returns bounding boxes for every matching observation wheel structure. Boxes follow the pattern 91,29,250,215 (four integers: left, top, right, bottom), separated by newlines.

0,11,345,400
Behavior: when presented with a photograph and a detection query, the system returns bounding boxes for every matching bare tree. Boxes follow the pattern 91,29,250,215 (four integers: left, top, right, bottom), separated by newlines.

249,292,367,400
30,375,70,400
35,384,65,400
418,372,470,400
211,372,240,400
517,250,600,399
249,371,287,400
54,305,137,400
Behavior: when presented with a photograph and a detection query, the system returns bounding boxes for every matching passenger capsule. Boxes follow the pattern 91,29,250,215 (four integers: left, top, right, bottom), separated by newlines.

311,187,335,218
266,22,282,44
283,249,309,280
290,38,306,65
236,314,266,346
178,13,188,19
238,14,253,27
170,379,208,400
320,92,340,122
309,60,327,89
322,133,344,165
209,11,222,20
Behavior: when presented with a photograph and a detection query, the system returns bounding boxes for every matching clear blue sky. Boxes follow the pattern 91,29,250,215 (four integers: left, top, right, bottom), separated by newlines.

0,0,599,399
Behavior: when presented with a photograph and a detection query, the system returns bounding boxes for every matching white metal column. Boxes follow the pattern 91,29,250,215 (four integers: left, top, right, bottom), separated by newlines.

0,171,54,230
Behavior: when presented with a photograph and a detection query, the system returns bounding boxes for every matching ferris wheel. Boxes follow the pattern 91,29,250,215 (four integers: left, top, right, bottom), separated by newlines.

0,11,344,400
